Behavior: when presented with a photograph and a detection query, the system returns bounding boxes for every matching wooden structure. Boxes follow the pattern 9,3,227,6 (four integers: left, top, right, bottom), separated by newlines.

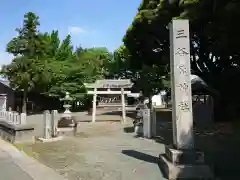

0,80,15,111
84,79,133,122
0,80,60,113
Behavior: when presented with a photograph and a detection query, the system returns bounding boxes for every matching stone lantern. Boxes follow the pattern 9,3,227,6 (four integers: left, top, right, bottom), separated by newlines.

58,92,76,128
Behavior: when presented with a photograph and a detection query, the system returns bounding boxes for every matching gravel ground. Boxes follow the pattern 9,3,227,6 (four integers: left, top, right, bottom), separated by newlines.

22,110,166,180
26,110,135,137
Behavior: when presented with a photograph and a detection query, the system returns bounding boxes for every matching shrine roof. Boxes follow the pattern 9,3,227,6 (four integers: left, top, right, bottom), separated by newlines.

84,79,132,88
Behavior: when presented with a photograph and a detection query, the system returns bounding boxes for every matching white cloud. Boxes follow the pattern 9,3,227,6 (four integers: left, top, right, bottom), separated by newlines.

68,26,87,35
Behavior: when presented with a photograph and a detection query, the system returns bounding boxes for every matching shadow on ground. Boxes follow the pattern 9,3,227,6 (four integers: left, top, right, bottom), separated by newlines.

123,126,135,133
154,109,240,180
122,150,158,164
121,150,166,178
100,110,137,119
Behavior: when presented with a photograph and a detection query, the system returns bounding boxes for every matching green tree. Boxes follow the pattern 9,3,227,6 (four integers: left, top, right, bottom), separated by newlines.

121,0,240,119
2,12,48,113
38,30,61,57
107,45,131,78
1,11,125,112
44,34,84,98
76,47,113,82
120,0,171,97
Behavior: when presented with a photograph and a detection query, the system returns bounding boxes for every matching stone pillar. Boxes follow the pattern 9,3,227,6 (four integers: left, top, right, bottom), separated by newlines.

170,20,194,150
51,110,58,137
159,19,213,179
10,112,14,124
121,88,126,122
16,113,21,124
143,109,151,138
151,107,157,137
13,112,19,124
20,113,26,124
0,95,7,111
92,88,97,122
7,112,12,124
2,111,6,121
43,110,51,139
0,111,2,120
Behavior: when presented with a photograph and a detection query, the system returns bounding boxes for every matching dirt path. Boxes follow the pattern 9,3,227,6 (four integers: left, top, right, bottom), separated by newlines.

18,122,166,180
26,110,135,137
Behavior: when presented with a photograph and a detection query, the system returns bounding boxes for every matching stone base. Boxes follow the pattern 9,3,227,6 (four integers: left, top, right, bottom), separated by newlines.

57,127,77,136
134,125,143,135
57,127,75,132
58,117,76,128
0,121,35,144
37,136,63,143
159,146,214,179
165,145,205,164
87,109,92,115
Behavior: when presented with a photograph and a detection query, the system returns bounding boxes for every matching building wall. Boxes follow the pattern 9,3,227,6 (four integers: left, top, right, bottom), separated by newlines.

0,83,15,110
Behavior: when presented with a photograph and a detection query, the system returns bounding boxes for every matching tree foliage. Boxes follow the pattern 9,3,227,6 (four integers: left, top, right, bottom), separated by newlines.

2,12,49,112
1,12,113,112
120,0,240,120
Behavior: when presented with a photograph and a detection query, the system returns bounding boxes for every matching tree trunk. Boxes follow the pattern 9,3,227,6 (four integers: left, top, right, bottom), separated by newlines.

22,90,27,113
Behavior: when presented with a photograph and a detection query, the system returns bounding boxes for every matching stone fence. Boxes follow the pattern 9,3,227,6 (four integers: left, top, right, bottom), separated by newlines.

0,110,32,144
0,111,26,125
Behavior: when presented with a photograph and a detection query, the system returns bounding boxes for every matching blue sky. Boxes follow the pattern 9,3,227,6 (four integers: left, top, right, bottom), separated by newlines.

0,0,140,66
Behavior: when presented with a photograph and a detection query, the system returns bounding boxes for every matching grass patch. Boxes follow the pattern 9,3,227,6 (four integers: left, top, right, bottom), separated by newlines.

14,143,39,159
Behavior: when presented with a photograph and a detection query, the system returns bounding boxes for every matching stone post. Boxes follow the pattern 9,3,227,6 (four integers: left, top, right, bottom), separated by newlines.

16,113,21,124
151,107,157,137
143,109,151,138
2,111,6,121
0,111,2,120
51,110,58,137
170,20,194,150
10,111,15,124
159,19,213,179
0,95,7,111
7,112,12,124
20,113,26,124
43,110,51,139
92,88,97,123
13,112,19,124
121,88,126,122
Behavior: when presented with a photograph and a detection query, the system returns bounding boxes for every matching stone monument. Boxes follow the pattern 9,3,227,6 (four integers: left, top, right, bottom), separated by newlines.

58,92,76,128
43,110,51,139
143,109,151,138
158,19,213,179
51,110,59,137
38,110,62,142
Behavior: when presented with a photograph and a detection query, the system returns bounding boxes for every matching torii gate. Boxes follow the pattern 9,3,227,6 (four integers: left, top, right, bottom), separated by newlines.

84,79,133,122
